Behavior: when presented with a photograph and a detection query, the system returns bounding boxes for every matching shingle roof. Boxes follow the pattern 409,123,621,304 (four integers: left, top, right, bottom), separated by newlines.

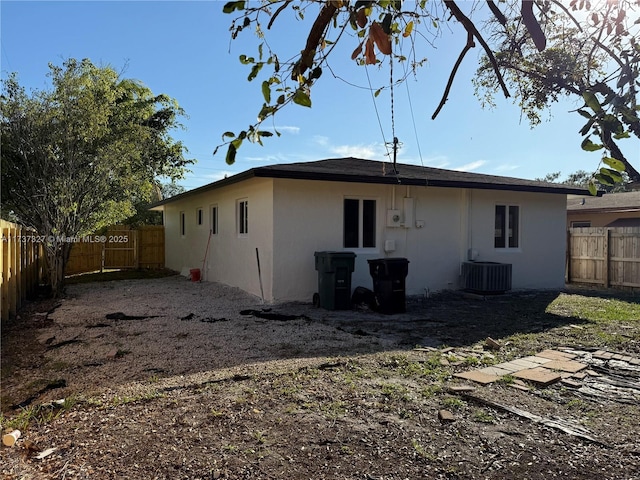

567,191,640,212
151,157,592,207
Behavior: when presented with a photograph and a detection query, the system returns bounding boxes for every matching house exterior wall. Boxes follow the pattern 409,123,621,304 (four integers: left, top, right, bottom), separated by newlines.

163,177,568,304
163,177,274,300
567,211,640,227
270,179,568,302
466,189,567,290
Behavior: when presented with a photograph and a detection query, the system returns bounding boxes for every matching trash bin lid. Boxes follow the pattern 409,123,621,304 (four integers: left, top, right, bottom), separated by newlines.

367,257,409,264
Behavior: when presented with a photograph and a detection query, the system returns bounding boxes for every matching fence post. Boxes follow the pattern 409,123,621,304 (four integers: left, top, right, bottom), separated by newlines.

603,228,610,288
566,229,572,283
1,224,8,321
134,230,139,269
8,226,17,317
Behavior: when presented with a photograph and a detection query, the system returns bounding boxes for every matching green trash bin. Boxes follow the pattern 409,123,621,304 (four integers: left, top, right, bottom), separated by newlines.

368,258,410,314
314,251,356,310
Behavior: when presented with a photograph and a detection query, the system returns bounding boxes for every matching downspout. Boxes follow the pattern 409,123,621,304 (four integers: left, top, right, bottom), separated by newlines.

391,185,396,210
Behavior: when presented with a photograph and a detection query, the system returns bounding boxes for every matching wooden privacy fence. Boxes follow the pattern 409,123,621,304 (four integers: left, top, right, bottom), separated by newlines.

66,225,164,275
567,227,640,290
1,219,45,321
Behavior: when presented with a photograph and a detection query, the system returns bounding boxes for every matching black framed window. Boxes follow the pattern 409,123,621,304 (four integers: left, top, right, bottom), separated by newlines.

211,205,218,234
238,199,248,235
495,205,519,248
344,198,376,248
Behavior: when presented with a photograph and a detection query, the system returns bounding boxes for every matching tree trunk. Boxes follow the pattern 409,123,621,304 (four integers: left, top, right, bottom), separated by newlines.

45,241,73,298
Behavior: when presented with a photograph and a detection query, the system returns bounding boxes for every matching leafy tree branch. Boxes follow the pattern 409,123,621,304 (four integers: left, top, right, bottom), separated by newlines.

1,58,193,295
218,0,639,190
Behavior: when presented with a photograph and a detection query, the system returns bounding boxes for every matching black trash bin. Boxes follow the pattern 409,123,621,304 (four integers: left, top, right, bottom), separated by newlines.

314,251,357,310
367,258,410,314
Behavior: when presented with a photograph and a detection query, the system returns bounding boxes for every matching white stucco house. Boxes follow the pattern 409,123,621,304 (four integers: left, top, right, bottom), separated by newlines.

150,157,589,303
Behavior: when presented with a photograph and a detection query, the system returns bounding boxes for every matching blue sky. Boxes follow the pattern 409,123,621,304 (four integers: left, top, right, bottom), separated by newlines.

2,1,638,191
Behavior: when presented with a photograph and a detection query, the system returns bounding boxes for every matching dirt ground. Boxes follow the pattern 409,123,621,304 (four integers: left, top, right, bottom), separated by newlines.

1,274,639,479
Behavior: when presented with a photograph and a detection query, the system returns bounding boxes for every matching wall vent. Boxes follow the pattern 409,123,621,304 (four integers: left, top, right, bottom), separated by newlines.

461,262,512,294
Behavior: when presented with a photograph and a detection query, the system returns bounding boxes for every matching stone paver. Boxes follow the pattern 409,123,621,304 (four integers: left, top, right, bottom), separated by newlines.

593,351,614,360
509,383,530,392
513,367,562,387
535,349,577,361
520,355,553,365
454,370,500,384
508,358,546,370
491,361,524,373
543,359,588,373
478,366,516,376
561,378,582,388
438,409,456,423
453,349,618,387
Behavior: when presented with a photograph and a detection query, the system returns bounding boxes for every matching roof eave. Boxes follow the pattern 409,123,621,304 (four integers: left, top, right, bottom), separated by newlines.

149,163,592,209
254,167,591,195
148,169,258,208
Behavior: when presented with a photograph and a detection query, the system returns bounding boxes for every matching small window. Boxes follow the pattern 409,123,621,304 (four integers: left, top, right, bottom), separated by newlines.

495,205,519,249
343,198,376,248
180,211,186,236
571,221,591,228
196,208,203,226
210,205,218,235
237,199,248,235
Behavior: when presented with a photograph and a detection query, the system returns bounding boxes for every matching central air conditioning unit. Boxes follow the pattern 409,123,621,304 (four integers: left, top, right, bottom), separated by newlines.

461,262,512,294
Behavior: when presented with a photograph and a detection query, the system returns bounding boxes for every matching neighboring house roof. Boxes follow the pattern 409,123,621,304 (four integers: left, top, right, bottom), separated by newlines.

606,218,640,228
151,157,592,208
567,191,640,213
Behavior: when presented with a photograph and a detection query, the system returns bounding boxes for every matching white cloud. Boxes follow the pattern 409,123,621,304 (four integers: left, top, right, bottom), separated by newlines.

312,134,382,159
265,125,300,135
453,160,487,172
197,171,235,182
244,153,292,163
330,144,379,158
495,164,520,173
313,135,329,147
422,154,450,169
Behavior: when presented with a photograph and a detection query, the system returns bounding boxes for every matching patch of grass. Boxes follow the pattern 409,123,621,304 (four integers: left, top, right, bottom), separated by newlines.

210,408,226,417
566,398,588,411
479,354,499,366
1,397,79,431
497,374,515,385
421,383,444,399
320,400,348,419
548,294,640,323
472,409,495,423
463,356,480,366
380,383,411,402
412,439,437,461
251,430,267,444
441,397,466,410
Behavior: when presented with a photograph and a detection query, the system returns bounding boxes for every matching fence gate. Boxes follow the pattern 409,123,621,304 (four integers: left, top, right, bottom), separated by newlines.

66,225,164,275
567,227,640,290
104,227,138,269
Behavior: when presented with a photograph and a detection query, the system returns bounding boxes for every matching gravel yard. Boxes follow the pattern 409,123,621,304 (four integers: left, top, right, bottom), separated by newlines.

1,274,639,479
